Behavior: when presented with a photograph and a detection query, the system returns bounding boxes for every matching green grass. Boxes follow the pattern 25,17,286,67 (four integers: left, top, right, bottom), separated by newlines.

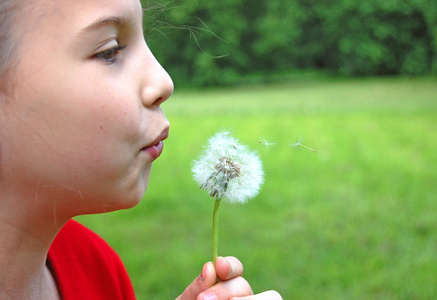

76,76,437,299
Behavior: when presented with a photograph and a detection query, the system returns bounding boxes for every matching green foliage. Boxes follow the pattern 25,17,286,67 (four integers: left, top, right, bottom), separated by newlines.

76,77,437,299
142,0,437,87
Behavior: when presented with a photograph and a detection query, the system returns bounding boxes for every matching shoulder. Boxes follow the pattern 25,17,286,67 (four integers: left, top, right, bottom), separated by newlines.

48,220,136,300
51,219,114,256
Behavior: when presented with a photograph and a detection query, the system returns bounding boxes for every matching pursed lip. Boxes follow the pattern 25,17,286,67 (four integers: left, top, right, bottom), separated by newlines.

140,127,170,160
149,127,169,148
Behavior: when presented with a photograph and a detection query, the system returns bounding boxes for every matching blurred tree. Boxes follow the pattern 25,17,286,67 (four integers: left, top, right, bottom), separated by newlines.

142,0,436,87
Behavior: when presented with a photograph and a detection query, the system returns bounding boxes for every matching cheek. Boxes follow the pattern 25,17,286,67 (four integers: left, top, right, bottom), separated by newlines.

59,103,152,207
7,88,147,211
4,132,151,214
6,40,150,211
51,107,145,198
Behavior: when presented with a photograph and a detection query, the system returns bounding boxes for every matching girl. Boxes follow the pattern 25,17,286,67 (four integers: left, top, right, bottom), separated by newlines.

0,0,282,299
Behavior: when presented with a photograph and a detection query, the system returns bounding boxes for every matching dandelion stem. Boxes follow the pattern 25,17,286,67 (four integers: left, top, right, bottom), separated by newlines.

212,198,221,268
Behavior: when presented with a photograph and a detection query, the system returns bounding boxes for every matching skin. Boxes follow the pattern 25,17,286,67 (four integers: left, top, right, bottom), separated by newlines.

0,0,282,299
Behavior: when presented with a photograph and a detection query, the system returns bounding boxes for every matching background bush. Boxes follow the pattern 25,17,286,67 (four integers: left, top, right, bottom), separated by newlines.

143,0,437,87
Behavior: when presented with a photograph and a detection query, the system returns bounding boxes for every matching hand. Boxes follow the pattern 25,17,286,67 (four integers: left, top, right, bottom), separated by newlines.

176,256,282,300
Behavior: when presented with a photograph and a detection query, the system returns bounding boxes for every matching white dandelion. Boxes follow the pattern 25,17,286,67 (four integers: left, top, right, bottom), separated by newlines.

192,131,264,203
192,131,264,268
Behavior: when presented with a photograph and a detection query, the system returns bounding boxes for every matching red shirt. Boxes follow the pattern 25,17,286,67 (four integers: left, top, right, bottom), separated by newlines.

48,220,136,300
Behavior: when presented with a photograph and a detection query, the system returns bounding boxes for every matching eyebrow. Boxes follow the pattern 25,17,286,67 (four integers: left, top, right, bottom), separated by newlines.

80,16,130,34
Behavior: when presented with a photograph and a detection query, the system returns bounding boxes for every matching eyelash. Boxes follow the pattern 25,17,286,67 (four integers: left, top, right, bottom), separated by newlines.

94,44,127,63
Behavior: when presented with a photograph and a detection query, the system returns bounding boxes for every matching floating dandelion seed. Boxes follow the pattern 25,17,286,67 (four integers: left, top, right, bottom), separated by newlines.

192,131,264,269
291,137,318,153
258,137,277,152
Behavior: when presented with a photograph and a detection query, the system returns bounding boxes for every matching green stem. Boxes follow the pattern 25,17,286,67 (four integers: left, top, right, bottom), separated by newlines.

212,198,221,267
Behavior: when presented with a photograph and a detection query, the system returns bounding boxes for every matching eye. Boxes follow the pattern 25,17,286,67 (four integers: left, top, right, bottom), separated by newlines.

94,44,127,63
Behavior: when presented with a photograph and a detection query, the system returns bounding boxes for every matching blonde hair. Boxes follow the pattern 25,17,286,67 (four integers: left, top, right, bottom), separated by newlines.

0,1,22,92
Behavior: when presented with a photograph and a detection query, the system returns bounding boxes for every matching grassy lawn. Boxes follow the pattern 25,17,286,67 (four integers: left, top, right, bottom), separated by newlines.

76,76,437,299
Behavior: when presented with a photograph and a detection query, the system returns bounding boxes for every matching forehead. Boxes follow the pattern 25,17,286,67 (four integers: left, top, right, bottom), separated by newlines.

21,0,142,35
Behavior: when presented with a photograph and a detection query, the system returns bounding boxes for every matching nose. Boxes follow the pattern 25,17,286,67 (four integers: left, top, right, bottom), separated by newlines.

140,47,174,107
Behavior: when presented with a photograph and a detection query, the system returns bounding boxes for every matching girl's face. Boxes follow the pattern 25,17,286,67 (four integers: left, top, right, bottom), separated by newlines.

0,0,173,216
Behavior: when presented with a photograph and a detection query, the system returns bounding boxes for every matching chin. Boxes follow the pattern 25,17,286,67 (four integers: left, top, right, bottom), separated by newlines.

92,193,144,214
94,181,149,214
94,165,151,213
114,200,142,211
119,181,150,210
118,172,150,210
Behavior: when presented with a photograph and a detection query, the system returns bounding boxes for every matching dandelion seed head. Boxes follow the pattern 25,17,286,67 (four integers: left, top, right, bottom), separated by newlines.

192,131,264,204
215,157,241,179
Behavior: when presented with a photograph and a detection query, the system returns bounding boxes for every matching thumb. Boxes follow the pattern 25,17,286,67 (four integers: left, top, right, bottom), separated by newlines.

176,262,217,300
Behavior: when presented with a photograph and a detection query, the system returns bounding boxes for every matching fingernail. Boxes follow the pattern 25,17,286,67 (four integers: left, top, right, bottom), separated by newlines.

201,292,217,300
224,257,234,274
200,263,207,282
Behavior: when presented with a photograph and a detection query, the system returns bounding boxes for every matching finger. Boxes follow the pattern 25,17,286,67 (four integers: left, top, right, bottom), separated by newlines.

231,290,283,300
215,256,244,281
198,276,253,300
176,262,217,300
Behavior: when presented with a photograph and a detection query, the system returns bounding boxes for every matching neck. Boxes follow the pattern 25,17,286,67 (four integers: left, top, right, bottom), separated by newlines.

0,191,66,299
